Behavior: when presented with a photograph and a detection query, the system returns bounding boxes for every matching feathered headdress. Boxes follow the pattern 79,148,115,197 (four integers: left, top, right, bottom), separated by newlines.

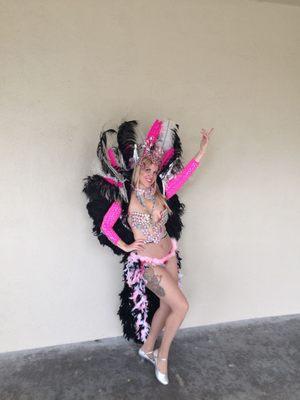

98,118,180,169
93,118,184,202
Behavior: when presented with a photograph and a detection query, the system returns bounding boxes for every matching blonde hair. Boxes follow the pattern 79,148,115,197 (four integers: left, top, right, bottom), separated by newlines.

131,156,172,215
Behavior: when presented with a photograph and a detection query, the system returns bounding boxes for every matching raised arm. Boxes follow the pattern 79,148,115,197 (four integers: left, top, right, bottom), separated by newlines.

100,201,122,246
165,157,201,200
165,127,214,199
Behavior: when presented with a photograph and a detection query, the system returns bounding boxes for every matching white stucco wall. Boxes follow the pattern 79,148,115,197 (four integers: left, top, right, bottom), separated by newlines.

0,0,299,353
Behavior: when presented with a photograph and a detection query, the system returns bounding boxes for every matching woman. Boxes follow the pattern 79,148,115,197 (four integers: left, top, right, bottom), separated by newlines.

83,119,213,385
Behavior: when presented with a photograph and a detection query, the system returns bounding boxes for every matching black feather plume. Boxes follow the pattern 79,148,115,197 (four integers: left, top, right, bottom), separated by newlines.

117,120,138,169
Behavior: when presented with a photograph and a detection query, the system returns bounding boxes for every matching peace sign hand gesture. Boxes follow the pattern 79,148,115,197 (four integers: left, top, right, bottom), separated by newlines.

200,128,214,155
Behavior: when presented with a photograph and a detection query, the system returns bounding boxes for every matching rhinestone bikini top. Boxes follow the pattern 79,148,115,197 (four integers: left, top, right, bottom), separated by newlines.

100,157,200,246
127,208,169,244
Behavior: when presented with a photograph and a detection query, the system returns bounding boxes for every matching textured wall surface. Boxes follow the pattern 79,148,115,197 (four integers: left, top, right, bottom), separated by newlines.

0,0,299,352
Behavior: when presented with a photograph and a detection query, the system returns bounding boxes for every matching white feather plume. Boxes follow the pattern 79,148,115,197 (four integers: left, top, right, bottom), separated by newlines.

156,119,178,151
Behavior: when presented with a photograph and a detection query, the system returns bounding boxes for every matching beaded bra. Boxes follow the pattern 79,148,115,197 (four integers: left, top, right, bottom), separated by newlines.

100,157,200,246
127,208,169,244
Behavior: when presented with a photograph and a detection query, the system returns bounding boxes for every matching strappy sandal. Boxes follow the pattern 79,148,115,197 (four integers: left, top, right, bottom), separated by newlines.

153,348,169,385
138,347,155,365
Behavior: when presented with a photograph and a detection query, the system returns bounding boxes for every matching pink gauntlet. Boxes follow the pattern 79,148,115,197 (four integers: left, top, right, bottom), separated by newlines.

165,158,200,199
100,201,122,245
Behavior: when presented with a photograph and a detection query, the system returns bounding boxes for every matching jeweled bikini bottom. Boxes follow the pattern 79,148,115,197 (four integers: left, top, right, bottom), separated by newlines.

131,237,178,266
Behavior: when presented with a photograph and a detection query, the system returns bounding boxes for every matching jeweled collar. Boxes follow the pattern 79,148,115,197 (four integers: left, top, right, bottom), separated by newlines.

133,185,155,200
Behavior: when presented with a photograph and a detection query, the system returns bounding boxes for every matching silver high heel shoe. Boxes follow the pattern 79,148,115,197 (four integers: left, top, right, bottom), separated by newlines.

153,348,169,385
138,347,155,365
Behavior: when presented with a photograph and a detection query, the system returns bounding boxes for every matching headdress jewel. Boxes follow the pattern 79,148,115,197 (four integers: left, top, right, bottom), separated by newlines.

129,119,176,170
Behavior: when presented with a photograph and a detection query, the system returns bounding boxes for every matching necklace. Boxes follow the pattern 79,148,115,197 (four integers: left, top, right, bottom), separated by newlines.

134,185,155,204
134,185,156,222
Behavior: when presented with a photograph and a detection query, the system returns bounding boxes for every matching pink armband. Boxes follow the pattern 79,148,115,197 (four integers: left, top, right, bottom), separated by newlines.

100,201,122,245
165,158,200,199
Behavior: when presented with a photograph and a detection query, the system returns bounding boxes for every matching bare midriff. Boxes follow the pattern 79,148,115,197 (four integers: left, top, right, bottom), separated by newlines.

130,228,173,259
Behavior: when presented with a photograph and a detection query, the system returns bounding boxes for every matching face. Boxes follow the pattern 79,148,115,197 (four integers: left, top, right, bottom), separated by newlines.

139,162,159,188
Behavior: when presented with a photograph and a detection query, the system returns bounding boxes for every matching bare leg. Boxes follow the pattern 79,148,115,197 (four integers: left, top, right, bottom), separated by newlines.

143,263,189,374
140,301,171,352
141,256,179,352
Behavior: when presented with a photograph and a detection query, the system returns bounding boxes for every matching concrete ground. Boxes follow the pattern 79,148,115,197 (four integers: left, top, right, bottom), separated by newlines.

0,314,299,400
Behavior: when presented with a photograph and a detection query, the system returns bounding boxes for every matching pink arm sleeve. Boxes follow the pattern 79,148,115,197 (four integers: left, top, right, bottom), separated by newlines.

100,201,122,245
165,158,200,200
